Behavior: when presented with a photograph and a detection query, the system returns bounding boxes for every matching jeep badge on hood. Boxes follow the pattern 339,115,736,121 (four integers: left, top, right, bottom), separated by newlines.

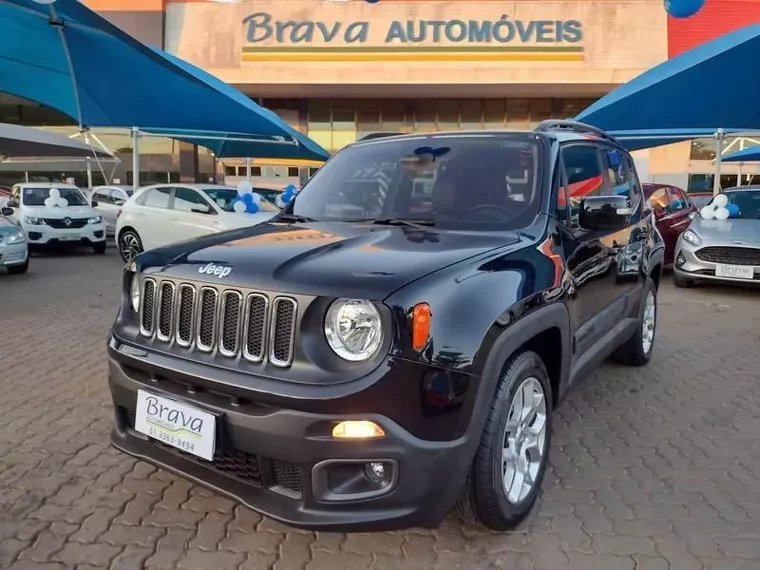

198,262,232,279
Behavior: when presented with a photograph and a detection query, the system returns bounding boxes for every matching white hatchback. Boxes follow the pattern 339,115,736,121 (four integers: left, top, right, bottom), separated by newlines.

4,183,107,254
115,183,279,262
89,185,134,237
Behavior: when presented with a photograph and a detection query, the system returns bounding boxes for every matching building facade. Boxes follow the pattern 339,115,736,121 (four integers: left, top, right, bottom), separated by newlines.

0,0,759,190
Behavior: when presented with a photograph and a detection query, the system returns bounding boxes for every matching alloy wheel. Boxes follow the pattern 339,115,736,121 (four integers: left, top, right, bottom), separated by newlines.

641,290,656,355
501,376,548,505
120,232,141,262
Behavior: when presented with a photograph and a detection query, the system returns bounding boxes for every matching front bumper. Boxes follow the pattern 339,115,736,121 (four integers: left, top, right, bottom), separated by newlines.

22,222,106,246
674,238,760,284
107,339,475,532
0,241,28,266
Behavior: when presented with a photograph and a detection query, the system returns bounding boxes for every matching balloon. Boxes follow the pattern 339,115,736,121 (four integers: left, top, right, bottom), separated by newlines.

241,192,254,204
727,203,740,218
56,198,68,207
49,187,60,199
714,207,730,220
664,0,704,18
251,192,262,204
233,200,246,213
713,194,728,208
246,201,259,214
44,197,56,208
237,180,253,195
700,206,715,219
284,184,297,194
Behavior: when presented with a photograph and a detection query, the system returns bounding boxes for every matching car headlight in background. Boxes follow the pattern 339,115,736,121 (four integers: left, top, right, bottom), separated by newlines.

129,273,141,312
24,216,44,225
6,230,26,244
682,229,702,247
324,298,383,361
88,216,103,225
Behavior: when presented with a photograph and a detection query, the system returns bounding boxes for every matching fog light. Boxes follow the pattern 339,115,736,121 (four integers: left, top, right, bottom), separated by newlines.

365,462,390,483
676,252,686,267
332,420,385,439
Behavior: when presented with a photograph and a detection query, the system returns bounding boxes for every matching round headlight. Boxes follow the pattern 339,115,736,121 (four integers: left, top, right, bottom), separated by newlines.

324,299,383,361
130,274,141,312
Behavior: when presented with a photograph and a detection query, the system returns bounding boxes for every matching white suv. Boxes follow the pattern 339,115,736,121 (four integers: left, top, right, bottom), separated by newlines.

5,183,107,254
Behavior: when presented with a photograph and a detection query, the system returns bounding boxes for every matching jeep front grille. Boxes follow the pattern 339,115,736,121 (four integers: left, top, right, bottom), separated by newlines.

138,278,297,368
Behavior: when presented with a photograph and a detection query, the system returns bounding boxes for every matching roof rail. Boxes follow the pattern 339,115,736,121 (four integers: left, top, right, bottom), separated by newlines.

534,120,617,143
357,132,404,142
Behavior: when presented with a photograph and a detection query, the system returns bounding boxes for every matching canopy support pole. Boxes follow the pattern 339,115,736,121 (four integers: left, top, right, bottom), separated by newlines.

131,127,140,194
245,158,252,181
86,156,93,189
713,129,726,196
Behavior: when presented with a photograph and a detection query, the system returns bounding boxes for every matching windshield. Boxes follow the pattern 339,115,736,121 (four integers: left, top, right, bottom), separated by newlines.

22,186,88,207
714,189,760,219
201,186,279,213
291,134,542,229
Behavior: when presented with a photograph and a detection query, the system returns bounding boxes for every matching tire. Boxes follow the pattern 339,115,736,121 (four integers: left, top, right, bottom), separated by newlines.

673,272,694,288
456,351,553,530
93,241,107,255
118,229,143,263
7,260,28,275
611,279,657,366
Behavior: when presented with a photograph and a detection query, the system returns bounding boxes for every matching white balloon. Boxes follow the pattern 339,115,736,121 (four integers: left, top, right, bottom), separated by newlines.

49,187,60,199
713,194,728,208
714,207,730,220
44,197,57,208
700,206,715,219
237,180,253,195
251,192,262,204
57,198,68,207
233,200,247,213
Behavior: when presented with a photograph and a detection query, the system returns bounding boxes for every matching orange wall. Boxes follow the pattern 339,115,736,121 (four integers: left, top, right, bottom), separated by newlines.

668,0,760,56
82,0,164,11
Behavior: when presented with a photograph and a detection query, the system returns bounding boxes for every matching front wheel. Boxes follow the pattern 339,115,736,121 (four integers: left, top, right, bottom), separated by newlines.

456,351,553,530
611,279,657,366
118,229,143,263
7,260,29,275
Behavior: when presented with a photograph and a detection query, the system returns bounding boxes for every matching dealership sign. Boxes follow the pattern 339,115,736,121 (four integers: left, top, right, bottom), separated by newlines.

241,12,584,62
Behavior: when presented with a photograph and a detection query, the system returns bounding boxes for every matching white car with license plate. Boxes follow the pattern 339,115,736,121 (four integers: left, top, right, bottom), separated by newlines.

89,185,134,237
674,186,760,287
4,183,106,254
115,183,279,262
0,211,29,274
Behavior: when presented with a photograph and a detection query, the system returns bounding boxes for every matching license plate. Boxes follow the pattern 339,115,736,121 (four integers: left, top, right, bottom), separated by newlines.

715,263,754,280
59,234,80,241
134,390,216,460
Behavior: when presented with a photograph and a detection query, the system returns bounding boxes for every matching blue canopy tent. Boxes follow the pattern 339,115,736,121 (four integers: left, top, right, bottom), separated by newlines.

609,128,745,152
721,144,760,163
575,22,760,194
0,0,329,190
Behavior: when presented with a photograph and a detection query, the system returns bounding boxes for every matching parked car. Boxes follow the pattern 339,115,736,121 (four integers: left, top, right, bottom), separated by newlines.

642,183,698,265
107,121,664,533
0,211,29,274
115,183,279,262
252,186,284,206
674,185,760,287
89,185,134,237
4,183,106,254
688,192,713,209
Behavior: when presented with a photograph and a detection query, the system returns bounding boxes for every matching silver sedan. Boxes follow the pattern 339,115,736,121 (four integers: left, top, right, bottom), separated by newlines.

674,186,760,287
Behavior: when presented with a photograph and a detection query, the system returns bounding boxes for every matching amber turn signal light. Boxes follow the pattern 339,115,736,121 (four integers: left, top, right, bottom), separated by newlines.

332,420,385,439
412,303,431,351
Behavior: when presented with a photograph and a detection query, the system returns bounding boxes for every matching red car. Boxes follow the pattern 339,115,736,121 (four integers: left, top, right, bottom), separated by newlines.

642,183,698,265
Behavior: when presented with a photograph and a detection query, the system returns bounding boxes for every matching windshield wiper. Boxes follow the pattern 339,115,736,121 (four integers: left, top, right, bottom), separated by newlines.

361,217,436,230
273,212,318,223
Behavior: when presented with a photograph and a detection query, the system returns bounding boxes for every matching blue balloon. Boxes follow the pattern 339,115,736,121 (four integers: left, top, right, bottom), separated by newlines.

284,184,297,193
241,193,254,204
727,203,740,218
246,201,259,214
664,0,704,18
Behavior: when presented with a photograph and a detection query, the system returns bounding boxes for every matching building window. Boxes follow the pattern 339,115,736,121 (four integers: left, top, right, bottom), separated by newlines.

287,167,299,177
224,165,237,176
687,173,741,193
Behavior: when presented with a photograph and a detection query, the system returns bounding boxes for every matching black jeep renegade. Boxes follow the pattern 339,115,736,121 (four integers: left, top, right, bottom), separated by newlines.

108,121,664,532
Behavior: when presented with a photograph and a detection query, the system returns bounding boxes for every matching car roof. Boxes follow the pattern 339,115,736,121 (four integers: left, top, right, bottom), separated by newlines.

17,182,80,189
723,185,760,192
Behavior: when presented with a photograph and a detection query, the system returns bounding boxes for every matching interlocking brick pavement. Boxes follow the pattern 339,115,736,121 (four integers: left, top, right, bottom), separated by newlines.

1,247,759,569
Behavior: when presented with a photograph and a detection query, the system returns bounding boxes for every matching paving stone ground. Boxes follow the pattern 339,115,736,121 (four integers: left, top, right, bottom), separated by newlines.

1,246,759,570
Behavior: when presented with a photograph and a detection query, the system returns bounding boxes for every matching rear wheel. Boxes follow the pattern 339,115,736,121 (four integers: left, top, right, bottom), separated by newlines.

612,279,657,366
456,351,553,530
7,260,28,275
118,229,143,263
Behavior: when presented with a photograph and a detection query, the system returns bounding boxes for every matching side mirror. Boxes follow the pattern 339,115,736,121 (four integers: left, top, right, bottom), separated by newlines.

190,204,212,214
1,207,13,216
688,211,698,221
91,200,99,207
578,195,631,232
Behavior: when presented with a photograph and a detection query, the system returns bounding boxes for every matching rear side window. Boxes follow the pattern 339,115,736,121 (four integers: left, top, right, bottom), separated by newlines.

139,187,172,209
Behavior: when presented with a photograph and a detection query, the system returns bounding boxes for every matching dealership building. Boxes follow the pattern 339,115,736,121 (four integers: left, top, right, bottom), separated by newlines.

1,0,759,191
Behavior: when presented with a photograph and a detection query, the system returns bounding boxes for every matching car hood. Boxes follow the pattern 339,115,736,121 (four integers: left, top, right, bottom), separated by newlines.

0,216,21,234
690,217,760,245
135,222,523,299
219,211,279,228
24,205,97,218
